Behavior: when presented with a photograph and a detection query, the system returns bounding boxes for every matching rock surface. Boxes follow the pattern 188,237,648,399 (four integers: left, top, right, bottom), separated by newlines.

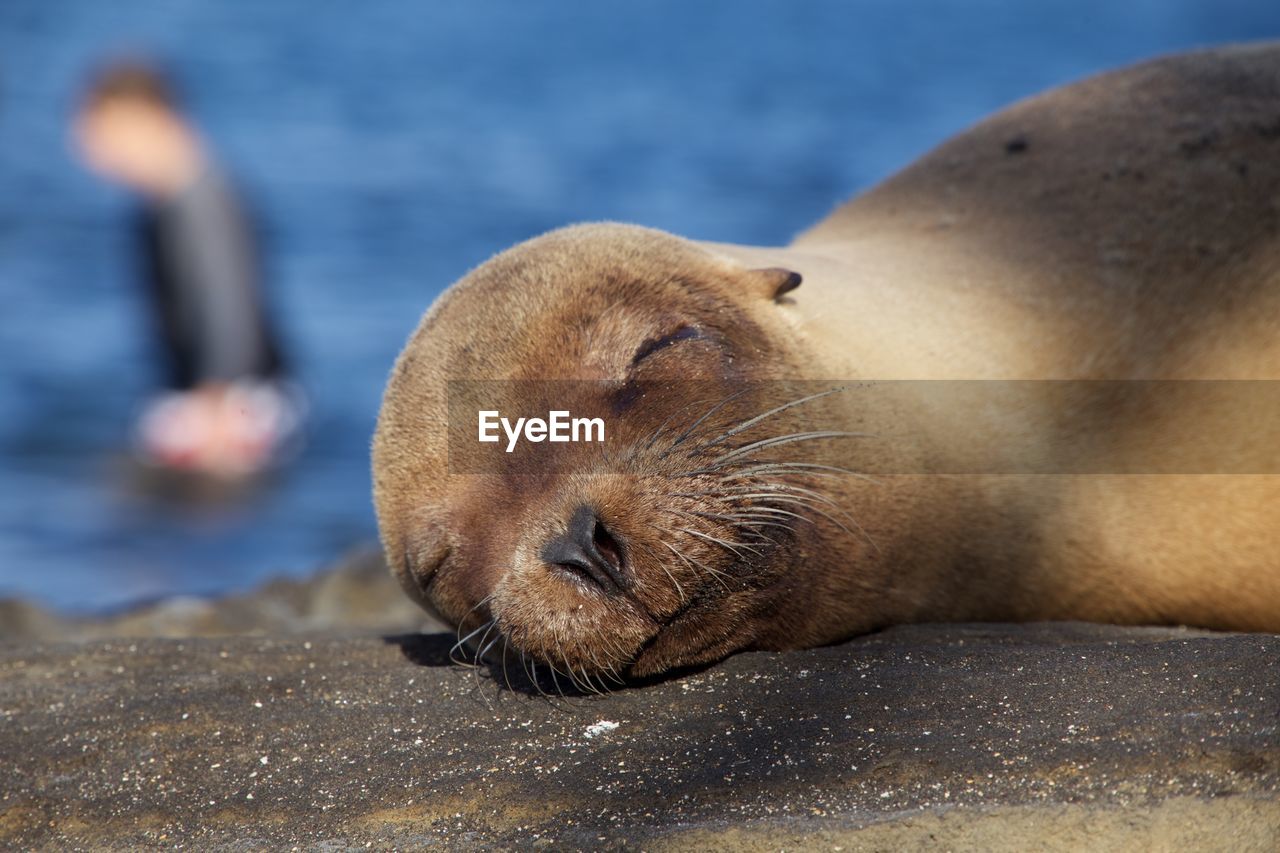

0,546,444,643
2,622,1278,849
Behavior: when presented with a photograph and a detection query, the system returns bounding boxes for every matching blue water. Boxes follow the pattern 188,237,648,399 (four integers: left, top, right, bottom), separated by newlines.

1,1,1278,612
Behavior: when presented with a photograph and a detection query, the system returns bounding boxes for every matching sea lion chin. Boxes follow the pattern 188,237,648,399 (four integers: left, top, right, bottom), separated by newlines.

375,44,1280,682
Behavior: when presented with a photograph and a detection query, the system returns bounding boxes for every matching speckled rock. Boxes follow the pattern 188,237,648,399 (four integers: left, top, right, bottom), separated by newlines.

1,622,1277,849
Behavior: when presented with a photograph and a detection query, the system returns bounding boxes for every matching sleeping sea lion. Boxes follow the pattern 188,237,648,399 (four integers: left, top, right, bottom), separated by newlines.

374,43,1280,682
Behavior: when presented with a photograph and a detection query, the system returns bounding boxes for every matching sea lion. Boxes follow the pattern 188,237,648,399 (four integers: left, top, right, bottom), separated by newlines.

374,43,1280,682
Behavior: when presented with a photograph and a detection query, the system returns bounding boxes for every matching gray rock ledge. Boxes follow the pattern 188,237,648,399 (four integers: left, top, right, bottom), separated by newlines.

1,623,1277,850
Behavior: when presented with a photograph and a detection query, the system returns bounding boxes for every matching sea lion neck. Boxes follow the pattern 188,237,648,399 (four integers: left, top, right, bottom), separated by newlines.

698,239,1008,381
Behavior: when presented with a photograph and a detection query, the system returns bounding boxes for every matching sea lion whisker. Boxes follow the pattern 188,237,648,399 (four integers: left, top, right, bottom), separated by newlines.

667,488,851,541
745,482,851,513
463,592,495,619
674,524,764,558
572,656,603,695
594,643,625,675
722,511,795,530
581,648,604,686
501,641,515,693
522,653,549,700
761,497,878,552
475,618,502,663
561,638,609,695
476,630,504,666
569,663,592,695
451,618,495,666
470,621,500,699
660,387,755,457
672,462,875,482
598,663,622,687
562,660,585,695
706,430,872,467
557,659,588,699
733,505,815,526
527,659,552,700
728,525,782,550
642,395,720,451
451,593,497,663
726,511,793,526
678,549,736,586
665,487,815,503
577,663,605,696
727,511,805,531
722,497,814,513
722,486,846,514
673,487,842,517
664,490,740,499
718,462,881,485
659,507,748,524
660,538,733,589
550,635,581,695
474,630,500,710
722,486,877,550
546,661,567,699
666,505,793,533
685,482,823,499
730,490,856,529
697,386,851,450
635,540,687,604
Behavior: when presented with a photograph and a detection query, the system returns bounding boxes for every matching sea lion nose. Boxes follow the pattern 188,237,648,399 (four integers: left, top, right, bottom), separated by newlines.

540,505,628,595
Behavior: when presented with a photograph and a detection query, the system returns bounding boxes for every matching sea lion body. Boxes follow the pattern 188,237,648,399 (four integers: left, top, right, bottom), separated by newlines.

375,43,1280,679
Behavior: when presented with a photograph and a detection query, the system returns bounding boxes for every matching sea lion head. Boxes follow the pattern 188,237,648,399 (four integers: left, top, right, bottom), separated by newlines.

374,223,859,682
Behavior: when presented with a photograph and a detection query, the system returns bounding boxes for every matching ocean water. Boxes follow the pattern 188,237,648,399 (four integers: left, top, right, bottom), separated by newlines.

1,0,1278,612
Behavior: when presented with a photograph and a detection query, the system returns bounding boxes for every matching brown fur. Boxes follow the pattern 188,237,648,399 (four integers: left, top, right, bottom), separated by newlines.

374,43,1280,680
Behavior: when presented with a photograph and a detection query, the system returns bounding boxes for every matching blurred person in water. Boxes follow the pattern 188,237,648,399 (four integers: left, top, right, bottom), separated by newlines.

72,60,301,479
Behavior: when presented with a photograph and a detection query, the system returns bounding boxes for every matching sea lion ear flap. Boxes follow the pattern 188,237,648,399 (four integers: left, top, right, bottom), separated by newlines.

747,267,802,303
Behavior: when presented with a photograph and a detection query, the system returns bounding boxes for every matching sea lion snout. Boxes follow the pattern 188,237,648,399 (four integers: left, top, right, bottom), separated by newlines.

539,505,629,595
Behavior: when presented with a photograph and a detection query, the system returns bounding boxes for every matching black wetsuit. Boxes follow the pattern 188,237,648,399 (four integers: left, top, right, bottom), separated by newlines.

138,168,285,391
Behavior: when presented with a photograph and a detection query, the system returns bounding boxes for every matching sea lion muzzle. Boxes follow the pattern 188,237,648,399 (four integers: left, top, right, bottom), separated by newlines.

539,505,629,595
